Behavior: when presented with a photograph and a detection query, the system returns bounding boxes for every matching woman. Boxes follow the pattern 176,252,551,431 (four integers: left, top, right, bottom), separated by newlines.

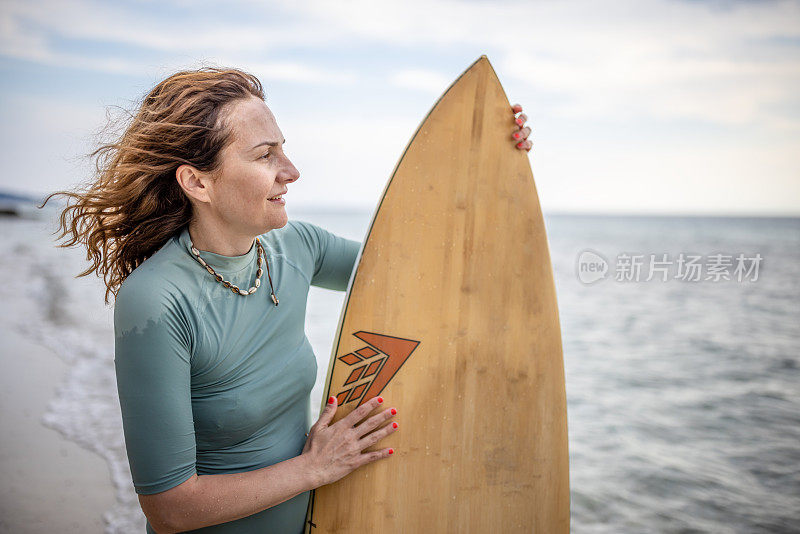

44,67,532,533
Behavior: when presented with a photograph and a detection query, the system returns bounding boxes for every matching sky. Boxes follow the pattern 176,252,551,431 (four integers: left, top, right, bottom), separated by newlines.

0,0,798,215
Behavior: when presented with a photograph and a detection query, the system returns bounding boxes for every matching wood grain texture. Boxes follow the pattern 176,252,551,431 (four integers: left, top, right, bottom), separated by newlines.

307,56,569,533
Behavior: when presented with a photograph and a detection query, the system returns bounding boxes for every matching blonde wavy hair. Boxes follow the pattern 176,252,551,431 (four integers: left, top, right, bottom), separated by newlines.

40,66,265,304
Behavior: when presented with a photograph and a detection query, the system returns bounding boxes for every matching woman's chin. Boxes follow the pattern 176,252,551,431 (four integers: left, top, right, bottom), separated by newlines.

262,212,288,233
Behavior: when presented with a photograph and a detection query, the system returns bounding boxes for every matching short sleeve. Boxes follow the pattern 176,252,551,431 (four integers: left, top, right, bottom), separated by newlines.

288,220,360,291
113,279,197,495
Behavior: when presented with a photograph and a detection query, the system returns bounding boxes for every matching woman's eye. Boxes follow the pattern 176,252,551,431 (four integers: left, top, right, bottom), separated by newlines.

261,152,271,159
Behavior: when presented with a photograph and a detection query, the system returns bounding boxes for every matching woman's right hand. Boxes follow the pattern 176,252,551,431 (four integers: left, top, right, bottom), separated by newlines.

301,395,398,487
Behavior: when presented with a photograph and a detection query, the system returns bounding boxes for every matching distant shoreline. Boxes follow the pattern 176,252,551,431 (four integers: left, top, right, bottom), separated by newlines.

1,189,797,220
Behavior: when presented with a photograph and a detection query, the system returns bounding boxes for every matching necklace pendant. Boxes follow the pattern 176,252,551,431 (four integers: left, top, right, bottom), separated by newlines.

190,237,280,304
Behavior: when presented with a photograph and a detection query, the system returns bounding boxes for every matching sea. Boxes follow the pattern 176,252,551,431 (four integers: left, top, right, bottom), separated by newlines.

0,207,798,534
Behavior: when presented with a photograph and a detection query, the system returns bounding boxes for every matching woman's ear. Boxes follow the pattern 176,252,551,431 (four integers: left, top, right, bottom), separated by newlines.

175,164,212,204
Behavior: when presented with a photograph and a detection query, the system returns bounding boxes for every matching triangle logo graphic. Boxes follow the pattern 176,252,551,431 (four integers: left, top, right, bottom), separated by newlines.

334,331,420,408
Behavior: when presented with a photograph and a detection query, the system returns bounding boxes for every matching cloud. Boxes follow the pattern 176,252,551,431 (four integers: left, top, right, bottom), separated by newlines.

0,93,109,195
0,0,358,83
389,69,451,93
0,8,50,60
1,0,317,53
285,0,800,128
213,58,358,86
3,0,798,128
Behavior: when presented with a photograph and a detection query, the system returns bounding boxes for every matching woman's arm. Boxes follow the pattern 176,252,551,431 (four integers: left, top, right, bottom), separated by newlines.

140,396,397,533
139,454,314,533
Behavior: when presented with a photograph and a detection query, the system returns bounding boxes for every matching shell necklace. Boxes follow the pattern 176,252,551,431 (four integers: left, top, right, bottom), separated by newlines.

189,237,279,306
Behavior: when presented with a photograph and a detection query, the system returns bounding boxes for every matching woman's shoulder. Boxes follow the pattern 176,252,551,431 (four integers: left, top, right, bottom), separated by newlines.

264,219,333,252
261,219,309,245
115,235,197,315
114,275,196,346
256,220,302,259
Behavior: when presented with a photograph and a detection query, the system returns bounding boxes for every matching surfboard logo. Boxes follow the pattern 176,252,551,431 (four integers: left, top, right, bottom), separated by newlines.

334,331,420,408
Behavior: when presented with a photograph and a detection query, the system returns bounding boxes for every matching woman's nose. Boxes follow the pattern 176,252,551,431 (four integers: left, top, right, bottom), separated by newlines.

278,156,300,183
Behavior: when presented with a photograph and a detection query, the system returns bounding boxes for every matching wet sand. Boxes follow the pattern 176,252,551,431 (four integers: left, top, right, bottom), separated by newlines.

0,327,116,533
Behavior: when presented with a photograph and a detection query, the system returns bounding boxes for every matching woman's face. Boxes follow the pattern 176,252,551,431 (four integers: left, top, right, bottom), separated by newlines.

204,95,299,236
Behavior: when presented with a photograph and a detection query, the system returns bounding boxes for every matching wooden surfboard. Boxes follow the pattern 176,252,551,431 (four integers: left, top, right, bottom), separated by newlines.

306,55,569,533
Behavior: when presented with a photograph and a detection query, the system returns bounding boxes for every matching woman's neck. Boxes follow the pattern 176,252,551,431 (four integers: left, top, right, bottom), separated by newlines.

188,217,255,257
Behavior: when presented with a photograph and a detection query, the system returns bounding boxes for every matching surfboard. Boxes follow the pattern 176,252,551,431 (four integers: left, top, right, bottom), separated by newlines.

306,55,570,533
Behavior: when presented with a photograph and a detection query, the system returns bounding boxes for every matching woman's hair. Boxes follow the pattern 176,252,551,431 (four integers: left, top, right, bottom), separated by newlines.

40,66,265,304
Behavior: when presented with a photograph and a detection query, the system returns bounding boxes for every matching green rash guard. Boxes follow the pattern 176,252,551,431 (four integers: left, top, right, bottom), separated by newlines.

113,221,360,533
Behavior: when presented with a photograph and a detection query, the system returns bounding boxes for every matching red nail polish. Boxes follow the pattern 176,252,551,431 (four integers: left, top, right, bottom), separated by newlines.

392,422,398,429
388,448,394,454
513,132,520,139
328,396,335,404
390,408,397,415
516,118,524,126
377,396,384,403
517,141,524,148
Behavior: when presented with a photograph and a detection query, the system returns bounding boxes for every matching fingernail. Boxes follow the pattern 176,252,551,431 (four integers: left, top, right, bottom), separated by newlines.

513,132,520,139
377,396,384,403
390,408,397,415
516,118,524,126
328,396,335,404
389,448,394,454
517,141,524,148
392,422,398,429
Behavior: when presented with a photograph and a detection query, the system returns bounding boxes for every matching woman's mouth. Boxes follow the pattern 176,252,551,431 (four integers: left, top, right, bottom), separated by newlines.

268,194,285,205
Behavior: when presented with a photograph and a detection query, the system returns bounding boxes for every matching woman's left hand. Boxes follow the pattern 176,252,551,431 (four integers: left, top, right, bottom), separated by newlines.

510,103,532,152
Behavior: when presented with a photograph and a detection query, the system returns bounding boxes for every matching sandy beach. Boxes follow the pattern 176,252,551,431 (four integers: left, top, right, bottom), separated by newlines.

0,326,116,533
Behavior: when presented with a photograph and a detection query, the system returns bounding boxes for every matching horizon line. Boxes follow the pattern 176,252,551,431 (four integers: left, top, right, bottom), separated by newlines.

4,188,798,219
